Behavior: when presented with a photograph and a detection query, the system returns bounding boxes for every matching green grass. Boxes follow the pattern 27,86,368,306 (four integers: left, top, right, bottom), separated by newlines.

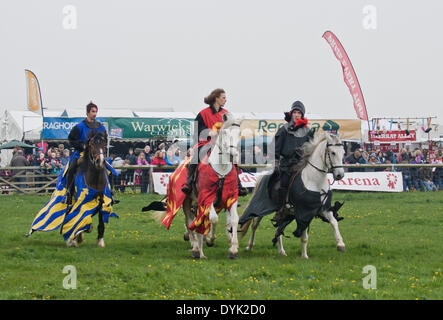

1,191,443,300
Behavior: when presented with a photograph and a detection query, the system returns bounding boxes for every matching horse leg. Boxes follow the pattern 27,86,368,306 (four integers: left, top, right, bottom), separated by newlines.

197,232,206,259
278,235,287,256
97,210,105,248
324,210,345,252
246,217,262,251
183,224,190,241
205,204,218,247
300,229,309,259
76,232,84,244
227,202,239,259
66,238,78,247
183,198,202,258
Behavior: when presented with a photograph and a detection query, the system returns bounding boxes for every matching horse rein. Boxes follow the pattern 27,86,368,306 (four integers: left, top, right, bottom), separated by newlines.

307,142,344,174
217,123,241,155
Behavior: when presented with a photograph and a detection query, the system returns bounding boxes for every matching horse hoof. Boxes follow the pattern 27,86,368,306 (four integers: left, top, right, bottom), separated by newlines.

97,238,105,248
279,251,287,257
228,252,238,260
206,240,215,247
76,232,84,243
66,239,78,247
301,255,309,259
337,245,346,252
192,251,200,259
86,225,93,233
245,246,252,251
183,233,190,241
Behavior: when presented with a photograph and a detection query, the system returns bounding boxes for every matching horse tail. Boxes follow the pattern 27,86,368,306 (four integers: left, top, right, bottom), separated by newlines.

150,211,166,223
239,219,252,238
238,174,266,238
142,197,167,223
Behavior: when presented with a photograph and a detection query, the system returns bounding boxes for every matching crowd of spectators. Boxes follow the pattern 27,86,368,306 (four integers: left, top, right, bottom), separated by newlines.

344,146,443,192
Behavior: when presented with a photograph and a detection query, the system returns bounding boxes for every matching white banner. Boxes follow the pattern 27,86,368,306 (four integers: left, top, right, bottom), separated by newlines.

152,171,404,194
327,172,403,192
152,172,172,194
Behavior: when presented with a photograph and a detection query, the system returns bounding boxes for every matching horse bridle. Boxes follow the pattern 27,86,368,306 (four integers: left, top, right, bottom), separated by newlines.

308,141,344,174
217,123,241,155
88,134,106,163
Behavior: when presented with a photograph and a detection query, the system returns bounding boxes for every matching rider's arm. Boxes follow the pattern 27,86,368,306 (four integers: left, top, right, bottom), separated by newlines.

274,126,286,161
195,112,209,141
68,125,85,152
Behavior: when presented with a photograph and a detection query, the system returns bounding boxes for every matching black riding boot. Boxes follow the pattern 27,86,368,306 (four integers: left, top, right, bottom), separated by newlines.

272,187,288,223
63,157,78,205
181,163,198,195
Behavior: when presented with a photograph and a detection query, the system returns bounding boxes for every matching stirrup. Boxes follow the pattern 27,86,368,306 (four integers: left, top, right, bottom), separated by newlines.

238,187,248,197
62,191,73,205
181,183,192,195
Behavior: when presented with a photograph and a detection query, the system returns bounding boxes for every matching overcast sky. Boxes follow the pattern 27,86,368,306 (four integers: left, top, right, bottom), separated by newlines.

1,0,442,124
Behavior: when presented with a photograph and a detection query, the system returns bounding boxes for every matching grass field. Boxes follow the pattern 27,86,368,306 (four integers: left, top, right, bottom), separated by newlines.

1,191,443,300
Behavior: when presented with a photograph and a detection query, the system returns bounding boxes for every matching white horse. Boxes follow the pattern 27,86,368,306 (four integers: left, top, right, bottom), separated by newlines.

183,113,243,259
239,131,346,259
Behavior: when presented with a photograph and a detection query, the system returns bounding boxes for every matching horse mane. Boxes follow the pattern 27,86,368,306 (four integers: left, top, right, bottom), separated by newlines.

80,131,107,173
221,112,235,129
293,130,328,175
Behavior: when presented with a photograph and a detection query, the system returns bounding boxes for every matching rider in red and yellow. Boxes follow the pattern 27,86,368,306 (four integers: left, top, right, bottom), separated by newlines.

181,88,248,196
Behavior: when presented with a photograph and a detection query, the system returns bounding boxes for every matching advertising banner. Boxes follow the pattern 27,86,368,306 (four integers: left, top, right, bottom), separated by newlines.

42,117,106,139
369,130,416,142
151,171,403,194
106,118,193,139
42,117,193,140
323,31,369,121
240,119,361,140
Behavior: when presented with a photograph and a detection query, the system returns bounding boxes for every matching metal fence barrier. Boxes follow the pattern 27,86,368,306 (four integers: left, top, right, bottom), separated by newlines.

1,163,443,195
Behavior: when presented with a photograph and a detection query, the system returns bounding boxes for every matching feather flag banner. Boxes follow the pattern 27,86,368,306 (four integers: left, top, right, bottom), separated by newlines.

323,31,369,121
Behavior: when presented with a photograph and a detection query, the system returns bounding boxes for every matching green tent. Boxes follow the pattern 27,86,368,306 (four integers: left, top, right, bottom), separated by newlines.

0,140,36,149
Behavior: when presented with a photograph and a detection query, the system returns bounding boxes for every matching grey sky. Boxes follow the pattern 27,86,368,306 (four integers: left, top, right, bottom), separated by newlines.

1,0,442,124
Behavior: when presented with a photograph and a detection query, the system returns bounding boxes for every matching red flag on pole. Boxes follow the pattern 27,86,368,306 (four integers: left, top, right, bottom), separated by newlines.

322,31,369,121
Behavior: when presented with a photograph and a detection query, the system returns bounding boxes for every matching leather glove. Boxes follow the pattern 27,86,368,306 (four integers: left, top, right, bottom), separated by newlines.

307,127,316,139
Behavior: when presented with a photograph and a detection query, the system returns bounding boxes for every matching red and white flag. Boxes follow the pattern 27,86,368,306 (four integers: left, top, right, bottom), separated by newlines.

323,31,368,121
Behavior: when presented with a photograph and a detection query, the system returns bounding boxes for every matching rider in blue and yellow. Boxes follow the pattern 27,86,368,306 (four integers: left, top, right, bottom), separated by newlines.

64,102,108,204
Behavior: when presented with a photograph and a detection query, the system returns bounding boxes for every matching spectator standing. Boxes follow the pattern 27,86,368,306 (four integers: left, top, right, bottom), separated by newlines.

151,150,166,172
345,149,366,172
60,149,70,167
49,152,62,175
10,149,29,191
398,160,413,191
111,155,125,192
125,148,137,185
144,145,152,163
135,152,149,191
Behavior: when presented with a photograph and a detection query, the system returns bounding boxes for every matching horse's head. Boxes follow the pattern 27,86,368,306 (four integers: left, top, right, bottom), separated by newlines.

325,133,345,180
87,131,107,169
217,112,243,163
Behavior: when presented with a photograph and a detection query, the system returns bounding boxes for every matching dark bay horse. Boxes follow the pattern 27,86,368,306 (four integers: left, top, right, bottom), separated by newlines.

66,131,112,247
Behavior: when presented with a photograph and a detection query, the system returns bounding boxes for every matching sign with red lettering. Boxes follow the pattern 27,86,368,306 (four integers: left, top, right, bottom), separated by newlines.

369,130,416,142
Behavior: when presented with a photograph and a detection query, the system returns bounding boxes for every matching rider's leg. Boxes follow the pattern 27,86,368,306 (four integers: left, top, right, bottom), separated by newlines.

272,171,290,222
182,146,202,195
63,157,78,204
